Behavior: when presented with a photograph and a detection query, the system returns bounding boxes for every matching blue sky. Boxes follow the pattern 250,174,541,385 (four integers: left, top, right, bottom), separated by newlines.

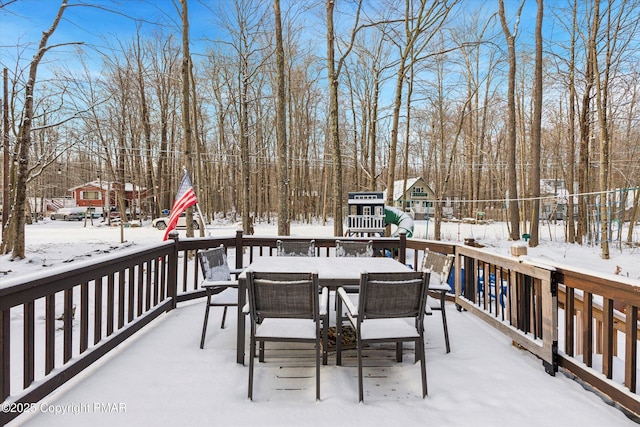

1,0,547,65
1,0,216,68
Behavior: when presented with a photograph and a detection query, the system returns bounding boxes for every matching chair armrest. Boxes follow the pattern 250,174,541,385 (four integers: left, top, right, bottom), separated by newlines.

319,287,329,316
337,287,358,317
202,279,238,289
230,267,245,278
429,283,450,292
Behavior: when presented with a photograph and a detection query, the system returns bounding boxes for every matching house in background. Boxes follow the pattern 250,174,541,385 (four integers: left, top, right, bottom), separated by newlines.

61,180,147,218
384,177,435,220
70,181,105,208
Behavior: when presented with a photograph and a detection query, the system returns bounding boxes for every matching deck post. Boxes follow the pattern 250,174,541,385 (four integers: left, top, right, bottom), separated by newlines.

235,229,244,270
167,231,179,310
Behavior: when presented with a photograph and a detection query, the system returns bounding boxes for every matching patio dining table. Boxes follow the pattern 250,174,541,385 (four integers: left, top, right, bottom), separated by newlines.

236,256,413,364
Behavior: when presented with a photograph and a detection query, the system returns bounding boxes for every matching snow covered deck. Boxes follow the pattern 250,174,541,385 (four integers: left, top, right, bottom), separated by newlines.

12,300,635,427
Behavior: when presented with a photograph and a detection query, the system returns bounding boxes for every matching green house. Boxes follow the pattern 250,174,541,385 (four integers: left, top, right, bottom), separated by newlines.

384,177,435,220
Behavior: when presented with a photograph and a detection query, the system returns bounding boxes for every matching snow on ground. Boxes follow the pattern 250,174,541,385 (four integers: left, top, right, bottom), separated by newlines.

2,217,640,426
2,217,639,281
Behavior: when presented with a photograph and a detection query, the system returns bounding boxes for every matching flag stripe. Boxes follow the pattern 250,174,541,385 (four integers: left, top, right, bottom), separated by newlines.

163,172,199,240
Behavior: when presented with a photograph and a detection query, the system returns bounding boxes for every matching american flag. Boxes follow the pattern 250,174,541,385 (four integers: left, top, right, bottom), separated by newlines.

163,171,198,240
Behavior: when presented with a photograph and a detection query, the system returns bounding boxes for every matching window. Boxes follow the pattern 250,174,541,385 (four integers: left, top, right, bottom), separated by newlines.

82,191,101,200
363,206,371,216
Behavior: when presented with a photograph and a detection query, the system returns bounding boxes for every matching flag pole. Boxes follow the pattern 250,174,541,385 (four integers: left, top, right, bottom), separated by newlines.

185,165,209,237
195,202,210,236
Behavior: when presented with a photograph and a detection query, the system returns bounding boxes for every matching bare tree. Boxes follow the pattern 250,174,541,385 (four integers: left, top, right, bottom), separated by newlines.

528,0,544,247
211,0,269,235
274,0,289,235
177,0,196,237
384,1,457,220
498,0,524,241
149,33,181,216
326,0,366,236
2,1,76,257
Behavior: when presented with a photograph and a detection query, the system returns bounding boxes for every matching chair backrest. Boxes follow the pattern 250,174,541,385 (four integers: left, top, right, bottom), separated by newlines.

198,245,231,281
358,271,429,321
276,239,316,257
246,271,319,323
420,249,454,287
335,240,374,257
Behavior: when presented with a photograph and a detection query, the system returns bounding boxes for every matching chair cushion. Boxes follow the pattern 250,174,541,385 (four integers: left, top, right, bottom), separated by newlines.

359,318,419,340
429,280,450,292
205,286,239,305
256,318,318,339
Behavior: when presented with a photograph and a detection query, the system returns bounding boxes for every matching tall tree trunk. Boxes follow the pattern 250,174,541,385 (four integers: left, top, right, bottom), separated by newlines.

577,0,597,245
274,0,290,236
566,0,578,244
134,31,155,222
2,68,9,231
499,0,524,241
4,1,68,258
179,0,195,238
326,0,344,236
592,0,609,259
529,0,543,247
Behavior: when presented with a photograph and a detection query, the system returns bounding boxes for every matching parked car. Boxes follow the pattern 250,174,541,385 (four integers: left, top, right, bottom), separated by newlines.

152,212,200,230
50,207,85,221
84,207,104,219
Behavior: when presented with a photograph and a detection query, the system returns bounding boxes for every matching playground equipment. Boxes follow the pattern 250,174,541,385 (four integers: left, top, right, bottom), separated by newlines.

384,206,414,238
344,192,414,237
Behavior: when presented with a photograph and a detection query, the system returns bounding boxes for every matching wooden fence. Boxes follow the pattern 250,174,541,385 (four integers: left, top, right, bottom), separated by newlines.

1,230,639,424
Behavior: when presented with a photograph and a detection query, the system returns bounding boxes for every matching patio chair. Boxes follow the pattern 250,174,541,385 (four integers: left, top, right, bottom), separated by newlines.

335,239,374,257
246,270,328,401
198,245,242,349
421,249,454,353
276,239,316,257
334,239,375,326
336,270,431,402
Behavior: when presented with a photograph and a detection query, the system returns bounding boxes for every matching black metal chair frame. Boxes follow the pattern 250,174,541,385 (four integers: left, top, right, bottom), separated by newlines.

336,271,431,402
246,270,328,401
276,239,316,257
421,248,454,353
335,239,374,257
198,245,241,349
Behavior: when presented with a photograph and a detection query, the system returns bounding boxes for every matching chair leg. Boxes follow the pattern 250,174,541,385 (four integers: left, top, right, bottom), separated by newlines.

221,306,228,329
441,297,451,353
259,341,265,362
316,337,321,401
336,302,343,366
396,342,403,362
357,337,364,402
418,336,428,397
200,296,211,349
248,336,256,400
322,316,328,365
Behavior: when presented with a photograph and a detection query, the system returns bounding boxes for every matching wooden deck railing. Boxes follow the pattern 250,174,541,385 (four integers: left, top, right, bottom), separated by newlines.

2,230,640,424
451,244,558,376
555,266,640,416
0,240,178,425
